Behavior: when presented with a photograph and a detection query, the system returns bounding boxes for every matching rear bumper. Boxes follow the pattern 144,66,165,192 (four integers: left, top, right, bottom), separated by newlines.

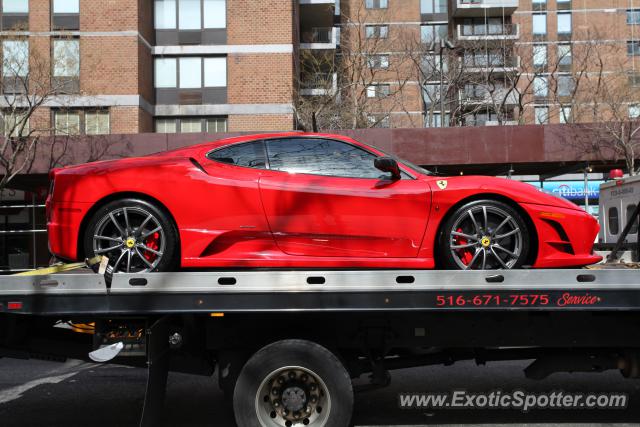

521,203,602,268
47,201,92,261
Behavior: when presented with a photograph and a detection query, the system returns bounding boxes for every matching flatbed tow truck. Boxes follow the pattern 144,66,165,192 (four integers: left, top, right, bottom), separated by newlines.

2,265,640,426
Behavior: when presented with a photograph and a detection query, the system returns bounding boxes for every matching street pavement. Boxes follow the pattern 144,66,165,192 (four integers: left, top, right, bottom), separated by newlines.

1,357,639,426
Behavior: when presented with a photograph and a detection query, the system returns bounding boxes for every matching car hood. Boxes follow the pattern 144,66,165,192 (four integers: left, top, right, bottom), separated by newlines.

437,175,583,211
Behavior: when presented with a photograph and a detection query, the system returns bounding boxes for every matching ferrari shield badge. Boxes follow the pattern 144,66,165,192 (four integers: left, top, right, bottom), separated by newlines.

436,180,448,190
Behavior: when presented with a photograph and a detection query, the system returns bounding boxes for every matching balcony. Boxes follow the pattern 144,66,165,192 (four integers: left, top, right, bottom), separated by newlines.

460,88,518,105
300,72,337,96
300,27,339,49
457,23,519,40
461,56,520,73
453,0,518,17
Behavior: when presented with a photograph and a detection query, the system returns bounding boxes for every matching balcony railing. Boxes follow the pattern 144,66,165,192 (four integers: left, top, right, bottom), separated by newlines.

460,88,518,105
300,27,338,48
461,56,520,72
300,72,337,95
457,23,519,40
453,0,518,17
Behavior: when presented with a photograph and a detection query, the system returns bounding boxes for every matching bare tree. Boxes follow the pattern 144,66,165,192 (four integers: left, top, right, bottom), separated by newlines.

295,1,414,131
0,33,80,191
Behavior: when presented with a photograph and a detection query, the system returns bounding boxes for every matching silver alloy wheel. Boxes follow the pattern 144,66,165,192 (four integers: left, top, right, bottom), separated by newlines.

449,204,523,270
255,366,331,427
92,206,166,273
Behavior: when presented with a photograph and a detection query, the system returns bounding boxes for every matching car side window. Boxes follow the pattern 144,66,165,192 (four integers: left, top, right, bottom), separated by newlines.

266,138,393,179
207,141,266,169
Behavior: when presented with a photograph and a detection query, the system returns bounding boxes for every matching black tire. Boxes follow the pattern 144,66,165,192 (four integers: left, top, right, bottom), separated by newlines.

233,339,353,427
439,199,530,270
83,198,179,273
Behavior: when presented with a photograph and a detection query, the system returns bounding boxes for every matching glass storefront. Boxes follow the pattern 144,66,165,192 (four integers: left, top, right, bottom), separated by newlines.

0,188,50,273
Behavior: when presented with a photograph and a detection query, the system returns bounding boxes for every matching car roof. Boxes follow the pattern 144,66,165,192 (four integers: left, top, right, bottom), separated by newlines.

155,132,369,157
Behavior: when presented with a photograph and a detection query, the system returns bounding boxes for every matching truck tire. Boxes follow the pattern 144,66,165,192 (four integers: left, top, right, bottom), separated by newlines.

233,339,353,427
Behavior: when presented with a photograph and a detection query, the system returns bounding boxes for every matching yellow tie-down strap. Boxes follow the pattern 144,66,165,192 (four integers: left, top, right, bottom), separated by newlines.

12,256,107,276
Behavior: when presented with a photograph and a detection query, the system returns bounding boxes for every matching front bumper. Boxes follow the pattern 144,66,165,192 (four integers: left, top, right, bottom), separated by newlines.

520,203,602,268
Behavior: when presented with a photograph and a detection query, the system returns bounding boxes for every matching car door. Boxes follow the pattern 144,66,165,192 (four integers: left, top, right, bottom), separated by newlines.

176,140,276,261
258,137,431,258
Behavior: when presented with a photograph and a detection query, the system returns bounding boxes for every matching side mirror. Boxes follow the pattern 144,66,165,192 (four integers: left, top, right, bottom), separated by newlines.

374,157,401,180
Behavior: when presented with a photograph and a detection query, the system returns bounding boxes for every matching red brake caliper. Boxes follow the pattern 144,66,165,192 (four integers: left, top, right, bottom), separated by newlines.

143,232,160,262
453,227,474,266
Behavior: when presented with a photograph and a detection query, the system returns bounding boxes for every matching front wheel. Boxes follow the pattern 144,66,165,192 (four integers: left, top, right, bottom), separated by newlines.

439,199,530,270
233,340,353,427
83,198,178,273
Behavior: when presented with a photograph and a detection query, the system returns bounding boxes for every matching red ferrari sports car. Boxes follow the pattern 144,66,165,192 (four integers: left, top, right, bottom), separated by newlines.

46,132,601,272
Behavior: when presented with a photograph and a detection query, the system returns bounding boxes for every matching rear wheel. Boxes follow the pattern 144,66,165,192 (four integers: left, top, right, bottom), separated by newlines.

440,199,530,270
233,340,353,427
83,198,178,273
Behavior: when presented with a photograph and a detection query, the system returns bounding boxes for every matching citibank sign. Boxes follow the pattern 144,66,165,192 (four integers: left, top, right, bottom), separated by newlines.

526,181,603,201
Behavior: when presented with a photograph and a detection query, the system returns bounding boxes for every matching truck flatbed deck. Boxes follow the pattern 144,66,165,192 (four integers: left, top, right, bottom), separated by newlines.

1,268,639,315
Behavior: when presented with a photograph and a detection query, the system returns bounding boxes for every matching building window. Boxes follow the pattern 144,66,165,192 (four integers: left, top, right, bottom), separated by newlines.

179,57,201,88
2,39,28,77
367,114,390,128
155,118,177,133
629,72,640,86
155,0,177,29
421,0,447,14
461,18,509,36
52,39,80,92
154,57,227,88
367,84,390,98
154,0,226,30
560,105,572,123
52,0,80,30
203,0,226,28
421,24,448,43
557,13,571,35
180,117,202,132
53,0,79,13
425,112,449,128
54,110,81,135
2,40,28,93
532,13,547,35
533,44,547,67
628,9,640,24
2,0,28,13
534,106,549,124
178,0,201,30
207,117,227,132
557,75,574,97
558,44,571,66
365,0,388,9
629,104,640,118
1,110,29,137
155,117,228,133
628,41,640,56
533,76,548,97
367,55,389,69
85,110,110,135
154,58,177,88
365,25,388,39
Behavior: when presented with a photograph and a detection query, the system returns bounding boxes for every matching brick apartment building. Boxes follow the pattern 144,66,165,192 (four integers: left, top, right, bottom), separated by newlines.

299,0,640,128
0,0,636,134
0,0,297,135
